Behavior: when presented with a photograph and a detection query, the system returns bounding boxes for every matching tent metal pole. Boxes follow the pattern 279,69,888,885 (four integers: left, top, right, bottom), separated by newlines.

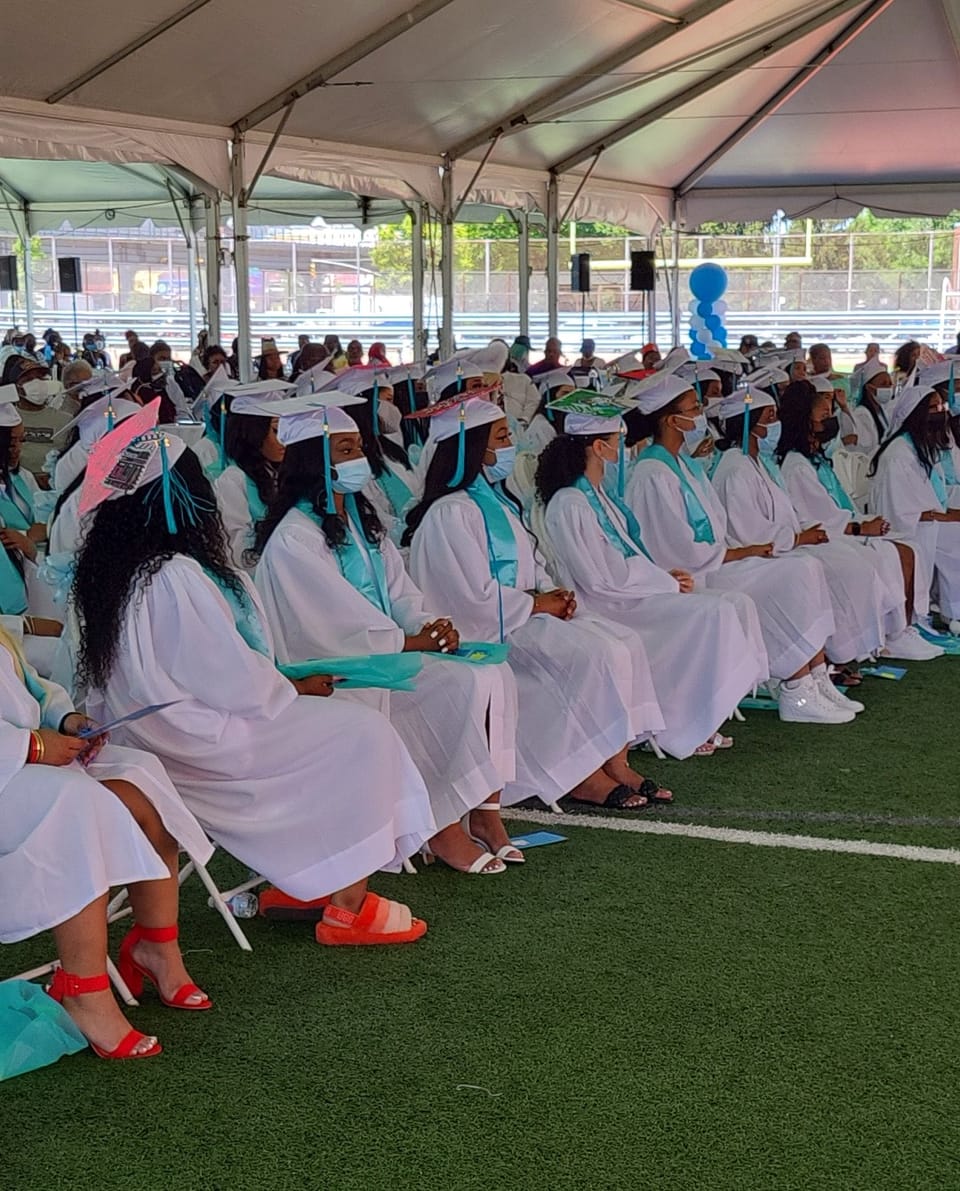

646,230,658,347
20,205,34,334
670,222,681,347
518,209,530,340
411,203,426,359
185,220,198,352
204,196,222,345
546,176,559,340
230,139,252,382
440,162,454,358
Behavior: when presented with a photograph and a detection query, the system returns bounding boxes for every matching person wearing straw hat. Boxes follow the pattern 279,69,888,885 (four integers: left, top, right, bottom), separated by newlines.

404,393,670,810
712,386,903,695
255,400,521,873
256,337,286,382
624,374,851,724
869,382,960,628
536,396,767,758
71,400,435,947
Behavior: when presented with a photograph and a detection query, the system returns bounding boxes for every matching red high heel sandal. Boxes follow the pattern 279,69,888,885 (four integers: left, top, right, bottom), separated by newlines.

47,967,162,1060
117,923,212,1011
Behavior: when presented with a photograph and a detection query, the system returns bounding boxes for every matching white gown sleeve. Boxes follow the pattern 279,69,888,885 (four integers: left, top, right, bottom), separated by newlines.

214,467,256,571
781,454,851,536
381,536,431,636
713,455,795,554
870,440,935,536
626,462,727,575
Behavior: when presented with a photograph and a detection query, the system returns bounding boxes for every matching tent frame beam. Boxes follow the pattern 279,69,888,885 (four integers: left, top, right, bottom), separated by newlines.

46,0,215,104
233,0,456,133
677,0,897,196
445,0,737,161
550,0,873,177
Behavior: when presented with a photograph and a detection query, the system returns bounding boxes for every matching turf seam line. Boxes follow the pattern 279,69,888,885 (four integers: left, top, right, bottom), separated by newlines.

505,810,960,865
650,806,960,829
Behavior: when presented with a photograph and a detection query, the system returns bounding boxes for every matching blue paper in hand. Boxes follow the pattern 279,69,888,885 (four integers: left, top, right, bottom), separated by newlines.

77,700,182,737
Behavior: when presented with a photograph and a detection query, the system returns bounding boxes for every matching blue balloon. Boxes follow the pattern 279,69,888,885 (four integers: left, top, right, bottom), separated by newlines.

705,314,723,333
689,262,728,304
697,300,713,318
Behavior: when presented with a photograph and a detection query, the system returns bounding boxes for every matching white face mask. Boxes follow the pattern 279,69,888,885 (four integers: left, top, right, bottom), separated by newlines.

21,378,62,406
331,456,373,494
873,387,894,405
675,412,709,454
378,401,403,435
158,359,175,376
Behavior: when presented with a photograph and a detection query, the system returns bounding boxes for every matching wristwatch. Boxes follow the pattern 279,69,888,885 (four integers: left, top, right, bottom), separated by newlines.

850,522,862,536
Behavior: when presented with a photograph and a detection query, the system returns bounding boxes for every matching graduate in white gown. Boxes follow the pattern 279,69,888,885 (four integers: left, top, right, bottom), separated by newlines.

869,383,960,622
71,401,435,947
848,357,894,458
711,386,892,684
624,374,855,724
0,622,214,1059
776,378,940,662
214,404,283,571
404,394,671,811
536,405,768,758
518,370,574,456
255,402,521,873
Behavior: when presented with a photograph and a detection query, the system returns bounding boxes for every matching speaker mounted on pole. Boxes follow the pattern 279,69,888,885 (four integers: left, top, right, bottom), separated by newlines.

570,252,591,293
0,256,18,292
58,257,83,294
630,250,656,292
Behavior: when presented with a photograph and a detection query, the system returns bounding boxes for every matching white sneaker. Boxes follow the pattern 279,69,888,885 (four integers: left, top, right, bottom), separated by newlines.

881,626,944,661
814,666,865,714
778,675,855,724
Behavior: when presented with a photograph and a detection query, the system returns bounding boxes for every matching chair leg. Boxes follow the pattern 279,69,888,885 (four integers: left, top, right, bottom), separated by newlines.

106,955,139,1007
402,857,417,874
732,707,746,722
193,861,254,952
648,736,667,760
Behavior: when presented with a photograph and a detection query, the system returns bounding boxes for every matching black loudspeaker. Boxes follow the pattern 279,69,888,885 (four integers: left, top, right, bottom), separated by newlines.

58,257,83,294
0,256,17,291
630,249,656,292
570,252,591,293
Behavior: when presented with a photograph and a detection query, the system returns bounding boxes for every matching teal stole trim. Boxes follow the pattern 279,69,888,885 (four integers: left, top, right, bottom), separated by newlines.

573,476,650,560
908,435,948,510
756,453,787,491
202,567,272,658
0,474,34,532
941,449,958,487
638,444,716,544
244,475,267,523
466,477,520,590
297,497,392,617
376,463,414,520
810,453,855,513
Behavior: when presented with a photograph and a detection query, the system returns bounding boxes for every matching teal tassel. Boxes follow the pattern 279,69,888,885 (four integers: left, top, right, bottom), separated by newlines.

321,409,336,514
218,398,228,470
371,379,380,436
617,429,626,500
447,406,467,488
694,379,701,406
160,437,177,534
741,396,752,456
106,399,116,432
950,362,956,414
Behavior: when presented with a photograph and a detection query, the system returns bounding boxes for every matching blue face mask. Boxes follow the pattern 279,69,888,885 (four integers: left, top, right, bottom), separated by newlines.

758,420,782,454
677,412,708,454
484,445,517,483
332,457,373,494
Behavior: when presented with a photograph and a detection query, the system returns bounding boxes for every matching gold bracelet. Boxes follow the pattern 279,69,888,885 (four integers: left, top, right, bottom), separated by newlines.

35,731,44,764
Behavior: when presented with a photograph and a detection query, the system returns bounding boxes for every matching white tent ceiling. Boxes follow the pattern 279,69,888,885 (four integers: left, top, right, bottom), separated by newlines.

0,0,955,231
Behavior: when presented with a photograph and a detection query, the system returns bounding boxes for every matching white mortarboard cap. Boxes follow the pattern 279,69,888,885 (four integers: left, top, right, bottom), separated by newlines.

464,342,509,374
718,387,777,422
887,384,936,437
0,384,21,428
231,392,332,418
808,374,835,394
427,395,504,442
915,361,955,389
709,350,747,375
225,379,294,399
536,369,575,394
859,357,890,385
748,366,789,389
277,405,360,447
319,366,392,397
385,362,428,384
565,413,625,436
425,359,484,400
655,347,691,374
608,351,646,374
295,360,335,395
633,373,697,415
76,396,141,449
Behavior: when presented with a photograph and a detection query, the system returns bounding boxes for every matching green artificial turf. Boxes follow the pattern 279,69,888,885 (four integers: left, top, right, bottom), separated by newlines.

3,658,960,1190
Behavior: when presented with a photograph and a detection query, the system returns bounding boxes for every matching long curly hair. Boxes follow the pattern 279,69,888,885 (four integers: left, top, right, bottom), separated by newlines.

535,434,591,506
223,409,278,507
73,448,241,689
254,438,385,553
868,392,942,478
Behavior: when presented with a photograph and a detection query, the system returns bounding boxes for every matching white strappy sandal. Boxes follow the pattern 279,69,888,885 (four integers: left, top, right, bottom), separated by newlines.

466,802,525,864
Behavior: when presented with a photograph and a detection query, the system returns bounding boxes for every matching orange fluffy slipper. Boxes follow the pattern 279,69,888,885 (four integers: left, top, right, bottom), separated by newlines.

258,887,332,922
314,893,427,946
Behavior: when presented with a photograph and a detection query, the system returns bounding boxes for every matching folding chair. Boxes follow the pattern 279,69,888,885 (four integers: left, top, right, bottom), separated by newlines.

3,956,139,1007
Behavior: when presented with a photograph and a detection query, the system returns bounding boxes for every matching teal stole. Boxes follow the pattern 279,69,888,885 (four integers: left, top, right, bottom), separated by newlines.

573,476,650,560
376,463,414,520
756,453,787,491
638,444,716,544
810,453,855,513
940,449,958,487
466,477,520,590
0,473,32,615
244,476,267,523
908,435,948,510
297,498,391,617
202,568,272,658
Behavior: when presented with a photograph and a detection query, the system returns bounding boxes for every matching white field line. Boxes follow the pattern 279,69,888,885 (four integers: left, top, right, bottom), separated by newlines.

505,809,960,866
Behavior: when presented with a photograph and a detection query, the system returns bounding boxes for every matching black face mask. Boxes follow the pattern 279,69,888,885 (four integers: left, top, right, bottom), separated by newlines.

817,416,840,444
929,411,948,430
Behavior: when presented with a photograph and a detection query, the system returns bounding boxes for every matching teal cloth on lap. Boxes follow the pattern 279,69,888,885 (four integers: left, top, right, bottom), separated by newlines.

0,981,87,1081
278,653,422,691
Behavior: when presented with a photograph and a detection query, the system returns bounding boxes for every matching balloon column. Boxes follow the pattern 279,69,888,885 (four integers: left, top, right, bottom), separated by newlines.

688,262,729,360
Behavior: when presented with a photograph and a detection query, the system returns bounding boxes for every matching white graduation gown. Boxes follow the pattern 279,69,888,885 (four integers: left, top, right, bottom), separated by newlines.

53,440,87,495
0,636,212,944
501,373,541,427
519,414,556,457
712,449,889,662
85,556,435,899
408,491,664,806
779,451,907,638
213,465,260,572
870,436,960,618
626,452,834,679
255,508,517,830
362,457,422,549
851,404,888,458
194,436,219,473
545,484,767,758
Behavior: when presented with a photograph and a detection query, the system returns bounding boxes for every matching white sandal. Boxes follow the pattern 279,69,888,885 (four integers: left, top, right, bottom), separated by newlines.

420,843,506,875
466,802,525,864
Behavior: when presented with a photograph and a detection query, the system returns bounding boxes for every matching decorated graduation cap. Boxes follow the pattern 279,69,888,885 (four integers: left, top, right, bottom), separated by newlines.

887,383,937,437
0,384,21,428
425,358,484,402
274,390,366,514
550,389,629,497
408,393,504,488
78,399,203,535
